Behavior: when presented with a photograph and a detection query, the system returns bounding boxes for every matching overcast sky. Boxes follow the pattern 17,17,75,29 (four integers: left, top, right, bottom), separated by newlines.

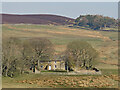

2,2,118,19
1,0,119,2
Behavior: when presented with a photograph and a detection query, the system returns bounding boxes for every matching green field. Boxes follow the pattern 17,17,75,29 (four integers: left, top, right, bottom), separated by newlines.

2,24,118,88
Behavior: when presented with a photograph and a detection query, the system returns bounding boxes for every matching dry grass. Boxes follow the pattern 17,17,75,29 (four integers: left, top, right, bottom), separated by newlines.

9,74,119,88
3,24,110,41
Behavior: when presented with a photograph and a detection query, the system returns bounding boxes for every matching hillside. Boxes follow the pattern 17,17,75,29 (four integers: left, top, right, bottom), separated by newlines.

3,24,118,67
2,24,118,88
1,14,74,25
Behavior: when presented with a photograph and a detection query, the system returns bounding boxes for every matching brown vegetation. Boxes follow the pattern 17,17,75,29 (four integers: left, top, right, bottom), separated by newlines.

1,14,74,25
17,74,118,88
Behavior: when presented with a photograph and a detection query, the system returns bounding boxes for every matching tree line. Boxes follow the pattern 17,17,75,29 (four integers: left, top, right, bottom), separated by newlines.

74,15,117,30
2,37,98,77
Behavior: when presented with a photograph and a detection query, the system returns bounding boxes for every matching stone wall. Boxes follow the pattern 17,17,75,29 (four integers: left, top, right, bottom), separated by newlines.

40,70,102,75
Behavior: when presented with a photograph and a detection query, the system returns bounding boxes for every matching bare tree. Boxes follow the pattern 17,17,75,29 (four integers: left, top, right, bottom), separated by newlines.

17,39,33,74
2,37,22,77
30,38,54,70
65,41,99,71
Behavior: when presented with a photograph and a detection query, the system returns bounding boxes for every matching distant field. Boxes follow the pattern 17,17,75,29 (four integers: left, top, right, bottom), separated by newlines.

2,24,118,64
2,24,118,68
2,24,118,88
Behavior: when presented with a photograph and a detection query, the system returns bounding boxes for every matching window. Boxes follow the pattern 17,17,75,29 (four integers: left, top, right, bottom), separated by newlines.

55,61,56,63
41,65,43,68
55,65,57,68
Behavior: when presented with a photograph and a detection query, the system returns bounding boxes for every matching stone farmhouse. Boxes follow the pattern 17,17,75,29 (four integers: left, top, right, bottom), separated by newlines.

39,60,65,70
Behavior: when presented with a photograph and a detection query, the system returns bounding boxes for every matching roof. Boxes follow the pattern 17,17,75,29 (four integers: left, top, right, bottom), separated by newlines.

40,59,63,62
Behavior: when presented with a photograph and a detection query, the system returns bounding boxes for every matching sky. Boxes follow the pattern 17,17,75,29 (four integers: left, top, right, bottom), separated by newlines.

1,0,119,2
1,2,118,19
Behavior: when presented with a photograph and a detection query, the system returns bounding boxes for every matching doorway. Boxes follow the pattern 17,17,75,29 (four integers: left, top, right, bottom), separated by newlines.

49,65,51,70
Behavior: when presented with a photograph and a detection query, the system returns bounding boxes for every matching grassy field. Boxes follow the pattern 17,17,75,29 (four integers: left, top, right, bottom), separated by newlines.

2,24,118,88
